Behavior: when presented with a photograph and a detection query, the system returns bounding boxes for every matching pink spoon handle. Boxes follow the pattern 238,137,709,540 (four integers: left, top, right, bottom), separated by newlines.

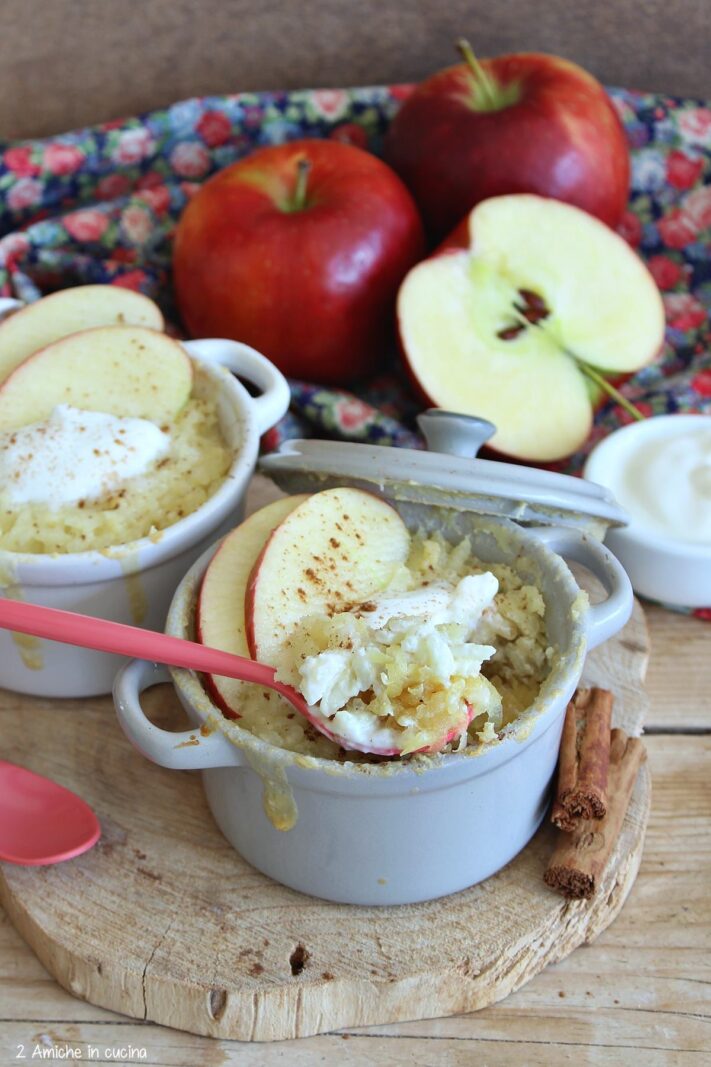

0,596,280,689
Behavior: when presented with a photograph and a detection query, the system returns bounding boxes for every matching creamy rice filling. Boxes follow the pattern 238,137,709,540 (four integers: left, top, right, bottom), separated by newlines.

0,377,233,554
220,531,553,760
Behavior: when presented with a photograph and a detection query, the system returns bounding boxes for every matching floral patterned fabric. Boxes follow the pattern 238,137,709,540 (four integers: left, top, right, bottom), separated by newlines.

0,85,709,614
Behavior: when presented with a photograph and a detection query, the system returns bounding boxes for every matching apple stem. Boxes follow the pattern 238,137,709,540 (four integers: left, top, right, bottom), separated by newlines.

292,157,311,211
575,361,646,421
456,38,499,109
509,307,646,422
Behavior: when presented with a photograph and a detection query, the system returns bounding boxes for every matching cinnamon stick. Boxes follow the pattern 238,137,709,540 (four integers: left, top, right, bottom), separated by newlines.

544,729,646,899
551,688,613,831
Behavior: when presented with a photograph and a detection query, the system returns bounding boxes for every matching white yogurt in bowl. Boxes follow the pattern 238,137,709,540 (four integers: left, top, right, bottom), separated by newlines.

584,414,711,607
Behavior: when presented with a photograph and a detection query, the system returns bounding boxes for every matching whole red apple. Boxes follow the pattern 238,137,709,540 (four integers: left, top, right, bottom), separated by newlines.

384,45,630,244
173,139,425,384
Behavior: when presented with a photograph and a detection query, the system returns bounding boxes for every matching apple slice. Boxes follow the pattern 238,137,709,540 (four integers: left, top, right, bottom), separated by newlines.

0,285,164,384
398,194,665,462
0,325,193,430
246,488,411,666
197,494,308,716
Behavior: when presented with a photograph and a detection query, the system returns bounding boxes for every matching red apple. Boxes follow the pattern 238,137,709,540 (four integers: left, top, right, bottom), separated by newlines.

173,139,425,384
398,195,664,463
384,45,630,244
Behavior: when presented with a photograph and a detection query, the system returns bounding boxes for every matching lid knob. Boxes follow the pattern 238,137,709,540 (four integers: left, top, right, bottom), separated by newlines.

417,410,496,459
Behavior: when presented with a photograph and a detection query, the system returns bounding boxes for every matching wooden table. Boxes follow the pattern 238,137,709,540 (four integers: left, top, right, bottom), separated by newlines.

1,477,709,1065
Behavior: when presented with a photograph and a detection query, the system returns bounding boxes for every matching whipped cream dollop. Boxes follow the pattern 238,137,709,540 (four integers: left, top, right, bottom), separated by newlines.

0,405,171,508
294,571,500,751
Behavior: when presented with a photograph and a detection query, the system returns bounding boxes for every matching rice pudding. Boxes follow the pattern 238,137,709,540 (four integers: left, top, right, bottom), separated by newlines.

0,360,234,554
215,529,552,761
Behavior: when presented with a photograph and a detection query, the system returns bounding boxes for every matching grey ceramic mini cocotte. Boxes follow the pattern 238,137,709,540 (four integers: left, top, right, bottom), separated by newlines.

0,321,290,698
114,414,633,906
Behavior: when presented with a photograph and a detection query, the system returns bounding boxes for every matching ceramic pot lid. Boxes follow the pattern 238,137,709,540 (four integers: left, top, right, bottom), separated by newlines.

259,411,628,537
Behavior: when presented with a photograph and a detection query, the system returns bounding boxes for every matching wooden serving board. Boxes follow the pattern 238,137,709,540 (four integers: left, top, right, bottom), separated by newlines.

0,597,651,1042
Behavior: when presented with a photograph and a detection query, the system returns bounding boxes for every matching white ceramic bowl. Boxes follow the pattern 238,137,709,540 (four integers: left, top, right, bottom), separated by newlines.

114,508,632,905
584,415,711,608
0,337,290,697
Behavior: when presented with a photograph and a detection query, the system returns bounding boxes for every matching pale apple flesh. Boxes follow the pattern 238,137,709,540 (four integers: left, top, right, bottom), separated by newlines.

0,325,193,431
0,285,164,385
196,495,308,717
398,195,665,462
245,488,479,756
246,487,412,666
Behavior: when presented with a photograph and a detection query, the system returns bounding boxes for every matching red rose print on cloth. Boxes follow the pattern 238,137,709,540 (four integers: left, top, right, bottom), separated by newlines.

121,204,153,244
691,369,711,397
97,173,131,200
657,210,698,249
108,247,138,265
196,111,232,147
170,142,210,178
63,209,110,242
311,90,349,119
663,293,708,332
647,255,684,289
43,143,84,176
335,397,373,430
618,210,642,247
666,150,704,190
7,178,43,212
682,186,711,230
3,146,40,177
136,170,165,190
678,107,711,143
111,269,150,291
111,128,156,165
0,233,30,269
136,185,172,215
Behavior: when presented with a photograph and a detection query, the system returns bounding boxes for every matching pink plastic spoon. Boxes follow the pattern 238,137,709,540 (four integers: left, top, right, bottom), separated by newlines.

0,597,472,757
0,759,101,865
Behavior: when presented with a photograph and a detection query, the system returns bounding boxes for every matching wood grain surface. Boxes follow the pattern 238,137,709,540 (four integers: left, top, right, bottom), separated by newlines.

0,603,650,1042
0,475,708,1062
0,734,706,1065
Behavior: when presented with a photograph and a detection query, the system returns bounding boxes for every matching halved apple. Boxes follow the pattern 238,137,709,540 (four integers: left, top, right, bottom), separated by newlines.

0,285,164,384
246,488,411,666
398,194,665,462
0,325,193,430
197,494,308,717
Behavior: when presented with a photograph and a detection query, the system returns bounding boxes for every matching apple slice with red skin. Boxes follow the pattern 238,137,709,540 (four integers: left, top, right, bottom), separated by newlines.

197,495,309,718
246,488,411,666
398,194,665,462
246,487,477,756
0,325,193,431
0,285,164,385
